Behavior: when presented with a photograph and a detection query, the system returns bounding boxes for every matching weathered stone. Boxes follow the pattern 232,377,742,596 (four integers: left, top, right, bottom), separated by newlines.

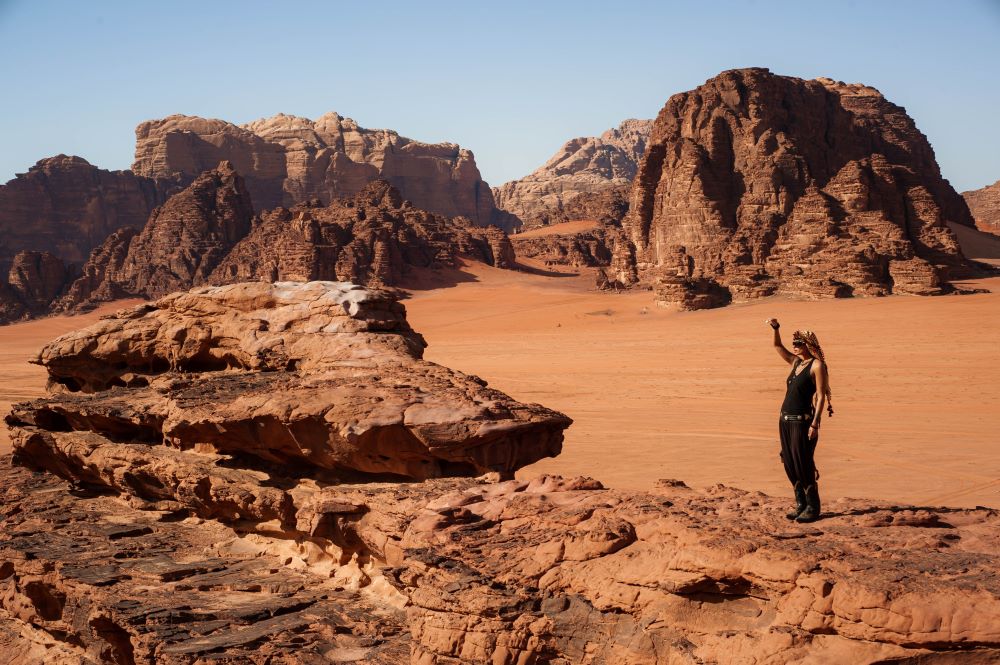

2,456,997,664
964,179,1000,234
15,281,569,480
0,251,74,323
3,269,997,664
132,113,518,231
0,155,167,275
208,180,516,289
495,120,652,227
57,177,517,314
623,68,979,308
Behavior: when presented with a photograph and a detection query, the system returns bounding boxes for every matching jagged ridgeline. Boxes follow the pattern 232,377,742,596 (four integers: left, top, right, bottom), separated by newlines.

1,164,516,321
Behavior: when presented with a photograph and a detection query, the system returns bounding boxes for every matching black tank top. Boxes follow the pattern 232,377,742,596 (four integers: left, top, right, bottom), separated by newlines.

781,359,816,415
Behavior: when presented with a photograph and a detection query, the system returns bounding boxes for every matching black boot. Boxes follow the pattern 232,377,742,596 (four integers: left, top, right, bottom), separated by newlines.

785,483,807,520
795,484,821,523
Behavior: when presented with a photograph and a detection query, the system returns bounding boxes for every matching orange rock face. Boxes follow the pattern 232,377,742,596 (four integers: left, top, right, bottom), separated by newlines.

964,179,1000,234
0,155,166,274
0,251,71,323
495,119,651,227
15,281,569,478
132,113,519,231
624,68,978,309
57,170,516,314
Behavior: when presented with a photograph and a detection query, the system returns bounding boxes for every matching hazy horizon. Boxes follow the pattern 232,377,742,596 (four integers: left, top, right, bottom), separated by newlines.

2,0,998,192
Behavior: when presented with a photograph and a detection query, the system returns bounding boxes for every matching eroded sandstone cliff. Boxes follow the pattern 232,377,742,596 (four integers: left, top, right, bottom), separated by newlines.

0,155,166,275
132,113,518,231
964,179,1000,234
57,167,516,313
495,119,652,227
2,282,997,664
0,251,73,324
623,68,978,309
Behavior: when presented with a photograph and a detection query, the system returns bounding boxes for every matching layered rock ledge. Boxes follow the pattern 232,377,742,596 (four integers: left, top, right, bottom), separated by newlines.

2,281,998,664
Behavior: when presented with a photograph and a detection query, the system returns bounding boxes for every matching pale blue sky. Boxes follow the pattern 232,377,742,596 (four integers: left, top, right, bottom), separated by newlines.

1,0,998,191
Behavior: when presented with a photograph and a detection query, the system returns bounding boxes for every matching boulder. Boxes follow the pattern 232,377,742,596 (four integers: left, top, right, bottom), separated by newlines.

14,281,568,480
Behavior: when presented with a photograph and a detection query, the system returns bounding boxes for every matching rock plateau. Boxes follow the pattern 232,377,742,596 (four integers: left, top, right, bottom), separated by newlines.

2,280,998,664
132,113,518,232
623,68,979,309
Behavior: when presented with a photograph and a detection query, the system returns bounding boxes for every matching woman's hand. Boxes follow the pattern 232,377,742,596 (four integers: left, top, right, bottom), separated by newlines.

808,424,819,441
766,318,779,329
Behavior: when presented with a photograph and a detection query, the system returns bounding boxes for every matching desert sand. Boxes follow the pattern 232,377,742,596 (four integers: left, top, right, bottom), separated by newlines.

511,219,598,238
0,301,143,454
2,230,998,509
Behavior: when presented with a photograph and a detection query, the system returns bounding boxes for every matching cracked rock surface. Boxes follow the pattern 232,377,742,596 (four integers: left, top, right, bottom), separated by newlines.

2,280,998,664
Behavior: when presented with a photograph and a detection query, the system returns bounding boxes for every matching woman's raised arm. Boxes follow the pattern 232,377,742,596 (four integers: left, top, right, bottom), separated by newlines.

766,318,795,365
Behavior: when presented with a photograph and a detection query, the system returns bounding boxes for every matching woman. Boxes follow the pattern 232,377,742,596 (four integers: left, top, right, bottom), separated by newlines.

765,318,833,523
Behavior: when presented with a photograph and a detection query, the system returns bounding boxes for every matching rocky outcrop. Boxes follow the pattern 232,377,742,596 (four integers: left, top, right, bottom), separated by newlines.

0,155,166,274
17,281,568,477
964,179,1000,234
115,160,254,299
511,222,625,269
0,251,72,324
132,113,518,231
50,227,139,313
38,172,518,316
207,180,516,289
3,281,998,663
495,119,652,227
623,68,978,309
54,162,253,310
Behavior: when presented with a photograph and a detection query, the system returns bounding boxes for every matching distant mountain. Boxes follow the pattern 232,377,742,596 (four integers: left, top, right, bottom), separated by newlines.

132,112,518,231
493,119,652,228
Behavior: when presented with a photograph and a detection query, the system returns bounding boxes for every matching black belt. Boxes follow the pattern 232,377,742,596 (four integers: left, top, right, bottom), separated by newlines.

780,412,812,422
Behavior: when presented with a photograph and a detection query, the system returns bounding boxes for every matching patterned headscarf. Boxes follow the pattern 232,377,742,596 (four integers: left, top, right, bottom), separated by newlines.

793,329,834,417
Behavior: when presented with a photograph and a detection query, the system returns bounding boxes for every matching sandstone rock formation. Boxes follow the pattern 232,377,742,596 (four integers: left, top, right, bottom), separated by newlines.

511,221,637,288
623,68,978,309
0,251,72,324
58,171,516,313
964,179,1000,234
495,119,652,227
0,155,166,274
132,113,519,231
207,180,515,289
20,281,568,477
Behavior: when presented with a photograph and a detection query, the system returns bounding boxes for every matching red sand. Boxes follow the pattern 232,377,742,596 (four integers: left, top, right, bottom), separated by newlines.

2,233,998,508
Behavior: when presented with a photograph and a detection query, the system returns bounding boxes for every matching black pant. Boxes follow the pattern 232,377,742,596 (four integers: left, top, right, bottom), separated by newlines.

779,416,817,487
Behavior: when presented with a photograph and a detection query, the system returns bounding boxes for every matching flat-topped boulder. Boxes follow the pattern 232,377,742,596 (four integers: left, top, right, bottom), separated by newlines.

11,281,570,480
